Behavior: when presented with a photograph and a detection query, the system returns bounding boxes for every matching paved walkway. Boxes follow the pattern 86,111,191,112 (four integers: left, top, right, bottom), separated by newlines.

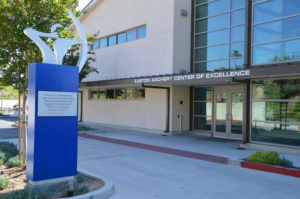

78,136,300,199
79,124,300,167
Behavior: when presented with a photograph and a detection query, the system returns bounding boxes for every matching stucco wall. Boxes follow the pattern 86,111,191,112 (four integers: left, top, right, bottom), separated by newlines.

170,86,190,132
80,0,175,82
81,88,168,131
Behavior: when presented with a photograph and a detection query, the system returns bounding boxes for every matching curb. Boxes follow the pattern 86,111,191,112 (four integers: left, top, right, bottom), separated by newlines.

241,161,300,178
62,169,115,199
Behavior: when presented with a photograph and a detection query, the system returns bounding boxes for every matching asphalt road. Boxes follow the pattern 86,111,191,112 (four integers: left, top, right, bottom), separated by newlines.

0,117,18,139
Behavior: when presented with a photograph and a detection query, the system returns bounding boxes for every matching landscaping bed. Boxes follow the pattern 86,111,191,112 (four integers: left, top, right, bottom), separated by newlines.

0,142,106,198
243,150,300,178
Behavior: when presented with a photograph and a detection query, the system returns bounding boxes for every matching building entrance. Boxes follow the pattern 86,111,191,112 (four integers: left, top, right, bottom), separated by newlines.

213,86,244,140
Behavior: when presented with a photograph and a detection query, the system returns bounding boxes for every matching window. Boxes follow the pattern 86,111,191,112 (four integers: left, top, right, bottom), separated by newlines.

127,29,137,41
251,79,300,146
118,32,126,44
100,38,107,48
108,35,117,46
194,0,246,72
126,89,135,99
116,89,125,99
193,87,213,131
252,0,300,64
99,90,106,99
92,40,99,50
106,89,115,99
91,90,98,99
136,89,145,99
137,26,146,39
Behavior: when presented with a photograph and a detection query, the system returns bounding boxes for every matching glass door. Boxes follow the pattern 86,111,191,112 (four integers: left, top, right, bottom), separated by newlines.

214,86,243,139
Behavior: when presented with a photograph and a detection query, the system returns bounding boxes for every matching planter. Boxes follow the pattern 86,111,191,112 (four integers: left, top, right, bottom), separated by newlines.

63,170,115,199
241,161,300,178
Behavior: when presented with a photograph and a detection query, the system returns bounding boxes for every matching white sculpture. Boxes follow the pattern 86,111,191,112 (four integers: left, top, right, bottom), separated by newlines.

24,9,88,72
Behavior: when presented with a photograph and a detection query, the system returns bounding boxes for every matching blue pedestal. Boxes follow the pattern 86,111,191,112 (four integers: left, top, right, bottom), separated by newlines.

27,62,78,182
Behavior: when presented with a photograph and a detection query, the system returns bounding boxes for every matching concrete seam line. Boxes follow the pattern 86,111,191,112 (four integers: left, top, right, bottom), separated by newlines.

62,169,115,199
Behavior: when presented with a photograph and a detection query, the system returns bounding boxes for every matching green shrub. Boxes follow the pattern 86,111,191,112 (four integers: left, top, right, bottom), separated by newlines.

0,142,18,160
74,184,89,195
247,151,263,163
247,151,283,166
0,177,9,190
0,187,50,199
281,156,294,168
0,151,6,165
75,173,84,183
5,155,19,168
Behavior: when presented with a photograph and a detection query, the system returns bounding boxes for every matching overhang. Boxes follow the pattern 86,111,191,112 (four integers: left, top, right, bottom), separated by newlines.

79,64,300,89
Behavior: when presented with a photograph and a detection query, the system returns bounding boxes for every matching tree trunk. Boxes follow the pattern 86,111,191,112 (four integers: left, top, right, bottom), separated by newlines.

18,89,22,168
21,93,27,165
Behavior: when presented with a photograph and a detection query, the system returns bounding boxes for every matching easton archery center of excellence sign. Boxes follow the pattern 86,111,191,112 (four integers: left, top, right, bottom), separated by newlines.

134,69,251,84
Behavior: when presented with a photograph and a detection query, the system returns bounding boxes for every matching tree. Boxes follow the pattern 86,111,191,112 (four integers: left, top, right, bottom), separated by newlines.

0,0,97,166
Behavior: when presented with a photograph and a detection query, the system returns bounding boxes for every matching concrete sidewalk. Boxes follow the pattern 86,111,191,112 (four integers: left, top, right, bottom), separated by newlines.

78,136,300,199
79,124,300,167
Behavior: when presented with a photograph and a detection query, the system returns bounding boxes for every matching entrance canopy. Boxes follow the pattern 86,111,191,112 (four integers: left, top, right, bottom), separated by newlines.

80,64,300,89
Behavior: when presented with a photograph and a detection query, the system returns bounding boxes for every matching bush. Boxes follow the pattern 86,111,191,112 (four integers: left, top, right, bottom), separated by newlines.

73,184,89,196
75,173,84,183
247,151,263,163
0,187,50,199
0,142,18,160
0,151,6,165
281,156,294,168
5,155,19,168
0,177,9,190
247,151,294,167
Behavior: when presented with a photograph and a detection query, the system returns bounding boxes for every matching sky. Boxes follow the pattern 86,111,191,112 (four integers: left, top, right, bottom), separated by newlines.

77,0,92,11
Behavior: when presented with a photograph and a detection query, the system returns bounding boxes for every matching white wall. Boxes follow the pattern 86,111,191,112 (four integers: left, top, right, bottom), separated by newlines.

170,86,190,132
80,0,175,82
81,88,168,131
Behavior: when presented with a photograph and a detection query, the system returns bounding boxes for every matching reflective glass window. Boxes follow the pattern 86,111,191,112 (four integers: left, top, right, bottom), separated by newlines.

106,89,115,99
253,16,300,44
126,89,135,99
137,89,145,99
230,58,244,69
99,90,106,100
251,79,300,147
231,9,245,26
195,13,229,33
92,40,99,50
195,60,229,72
195,44,229,62
100,38,107,48
194,87,213,101
117,33,126,44
231,0,246,10
253,39,300,64
91,91,98,99
196,0,208,4
253,0,300,24
195,0,229,19
116,89,125,99
231,25,245,42
138,26,146,39
230,42,244,58
127,29,137,41
108,35,116,46
194,116,212,131
195,29,229,47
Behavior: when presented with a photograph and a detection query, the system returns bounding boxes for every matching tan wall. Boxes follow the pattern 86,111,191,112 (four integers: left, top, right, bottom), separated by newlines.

173,0,192,74
80,0,175,82
170,86,190,132
81,88,168,131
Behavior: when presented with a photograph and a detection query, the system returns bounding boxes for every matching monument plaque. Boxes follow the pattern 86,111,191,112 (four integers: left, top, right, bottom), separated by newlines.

38,91,77,117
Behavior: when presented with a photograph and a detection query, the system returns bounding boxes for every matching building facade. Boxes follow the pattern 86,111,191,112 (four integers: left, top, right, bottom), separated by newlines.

79,0,300,148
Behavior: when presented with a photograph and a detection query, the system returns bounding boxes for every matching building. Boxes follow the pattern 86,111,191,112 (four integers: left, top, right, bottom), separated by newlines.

78,0,300,149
